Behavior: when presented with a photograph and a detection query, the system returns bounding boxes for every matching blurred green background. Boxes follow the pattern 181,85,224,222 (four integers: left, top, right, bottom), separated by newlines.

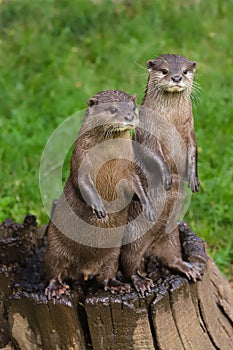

0,0,232,279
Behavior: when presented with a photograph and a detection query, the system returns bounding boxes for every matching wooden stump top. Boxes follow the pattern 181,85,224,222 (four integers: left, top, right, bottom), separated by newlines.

0,215,232,350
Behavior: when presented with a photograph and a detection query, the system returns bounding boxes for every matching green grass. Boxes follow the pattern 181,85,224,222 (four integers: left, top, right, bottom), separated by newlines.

0,0,232,278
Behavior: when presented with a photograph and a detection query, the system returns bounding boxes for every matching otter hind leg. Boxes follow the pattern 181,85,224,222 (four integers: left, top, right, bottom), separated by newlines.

121,237,154,295
153,227,204,282
45,275,70,300
97,252,131,294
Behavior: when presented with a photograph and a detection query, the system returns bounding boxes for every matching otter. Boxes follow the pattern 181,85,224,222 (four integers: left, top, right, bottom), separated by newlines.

120,54,203,294
45,89,170,299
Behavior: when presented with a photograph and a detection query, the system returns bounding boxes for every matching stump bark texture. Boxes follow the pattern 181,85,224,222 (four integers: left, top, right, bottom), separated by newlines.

0,215,232,350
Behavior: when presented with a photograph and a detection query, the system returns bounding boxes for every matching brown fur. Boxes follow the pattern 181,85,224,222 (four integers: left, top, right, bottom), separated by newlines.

120,54,203,294
45,90,156,299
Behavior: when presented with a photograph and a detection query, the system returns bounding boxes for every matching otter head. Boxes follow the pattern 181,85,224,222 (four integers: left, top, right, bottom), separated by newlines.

147,54,196,94
87,90,139,137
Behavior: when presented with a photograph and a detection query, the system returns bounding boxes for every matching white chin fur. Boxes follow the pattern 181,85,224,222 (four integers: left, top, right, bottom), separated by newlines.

114,124,135,132
166,86,186,92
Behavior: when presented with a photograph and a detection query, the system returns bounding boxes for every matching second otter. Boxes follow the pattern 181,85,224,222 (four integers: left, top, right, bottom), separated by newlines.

121,54,203,294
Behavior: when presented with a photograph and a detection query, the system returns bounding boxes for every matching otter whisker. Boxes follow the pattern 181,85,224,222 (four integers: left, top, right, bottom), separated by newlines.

192,82,202,91
192,81,201,89
135,62,148,71
191,84,202,106
192,87,202,98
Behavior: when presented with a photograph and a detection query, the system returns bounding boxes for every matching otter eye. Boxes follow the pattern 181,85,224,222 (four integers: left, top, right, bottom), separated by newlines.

108,107,118,114
161,69,168,75
183,69,188,75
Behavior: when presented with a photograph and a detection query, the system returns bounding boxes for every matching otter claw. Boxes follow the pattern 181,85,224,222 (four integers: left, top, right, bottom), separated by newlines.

188,175,200,193
95,209,107,219
135,278,154,295
45,278,70,300
92,204,107,219
183,262,205,282
104,280,131,294
145,207,157,222
132,273,154,295
143,200,156,222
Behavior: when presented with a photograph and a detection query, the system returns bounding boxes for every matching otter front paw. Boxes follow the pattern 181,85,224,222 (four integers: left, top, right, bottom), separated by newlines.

188,175,199,193
92,201,107,219
45,278,70,300
143,200,156,222
132,273,154,295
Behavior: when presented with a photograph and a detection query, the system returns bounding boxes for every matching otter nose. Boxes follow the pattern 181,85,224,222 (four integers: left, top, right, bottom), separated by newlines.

124,112,135,122
172,75,182,83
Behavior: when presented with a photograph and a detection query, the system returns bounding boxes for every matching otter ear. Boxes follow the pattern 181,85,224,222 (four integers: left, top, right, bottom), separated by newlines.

88,97,98,107
147,60,156,69
131,94,137,103
192,61,197,70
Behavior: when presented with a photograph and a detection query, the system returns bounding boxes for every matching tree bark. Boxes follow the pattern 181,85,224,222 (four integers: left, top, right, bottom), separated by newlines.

0,215,232,350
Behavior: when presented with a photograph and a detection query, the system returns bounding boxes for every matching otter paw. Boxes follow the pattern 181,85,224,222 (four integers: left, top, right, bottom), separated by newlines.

183,262,205,282
92,203,107,219
142,199,156,222
145,204,157,222
188,175,200,193
132,273,154,295
45,278,70,300
104,279,131,294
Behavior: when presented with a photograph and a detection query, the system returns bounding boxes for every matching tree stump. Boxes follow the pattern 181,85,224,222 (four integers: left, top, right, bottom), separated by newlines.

0,215,232,350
